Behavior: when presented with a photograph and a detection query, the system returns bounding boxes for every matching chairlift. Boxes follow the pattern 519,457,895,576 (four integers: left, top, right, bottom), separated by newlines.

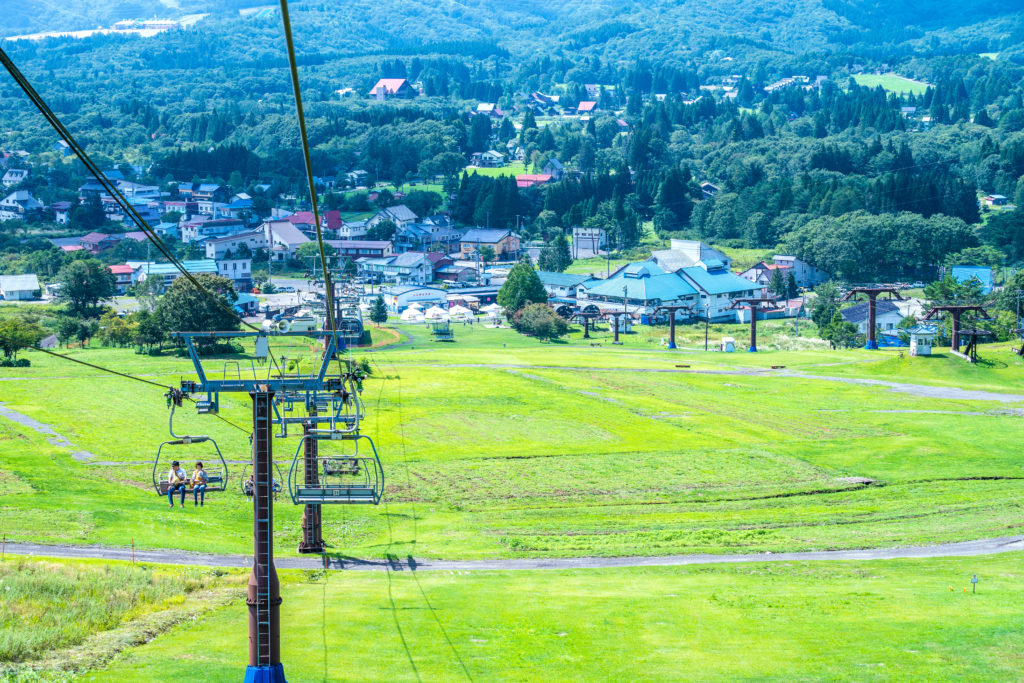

240,461,286,499
151,402,228,496
287,433,383,505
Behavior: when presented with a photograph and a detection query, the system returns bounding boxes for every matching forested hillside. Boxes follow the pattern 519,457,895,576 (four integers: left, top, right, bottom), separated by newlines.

3,0,1024,280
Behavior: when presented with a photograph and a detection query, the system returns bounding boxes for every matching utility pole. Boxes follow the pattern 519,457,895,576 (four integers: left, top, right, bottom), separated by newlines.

704,301,710,351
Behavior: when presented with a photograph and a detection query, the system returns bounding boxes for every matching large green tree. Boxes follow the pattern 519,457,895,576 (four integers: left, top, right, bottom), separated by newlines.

56,258,116,316
497,261,548,314
537,234,573,272
369,295,388,325
155,273,240,337
0,318,44,360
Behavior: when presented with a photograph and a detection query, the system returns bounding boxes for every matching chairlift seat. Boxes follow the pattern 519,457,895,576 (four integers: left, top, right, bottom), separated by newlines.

294,486,378,504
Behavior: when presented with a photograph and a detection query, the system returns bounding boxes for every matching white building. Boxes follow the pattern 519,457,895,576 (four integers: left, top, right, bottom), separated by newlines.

216,258,253,290
366,204,418,229
0,274,40,300
649,239,732,272
264,220,311,260
771,255,829,288
377,285,447,313
204,229,268,259
336,219,368,240
1,169,27,188
0,191,43,221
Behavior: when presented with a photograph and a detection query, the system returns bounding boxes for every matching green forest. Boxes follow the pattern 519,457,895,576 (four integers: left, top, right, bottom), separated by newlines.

3,0,1024,280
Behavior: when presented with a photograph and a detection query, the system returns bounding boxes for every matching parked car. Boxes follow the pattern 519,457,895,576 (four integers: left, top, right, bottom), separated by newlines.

277,285,295,293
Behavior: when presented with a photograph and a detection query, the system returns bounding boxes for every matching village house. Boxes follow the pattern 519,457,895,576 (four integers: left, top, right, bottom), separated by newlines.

470,150,507,168
367,204,418,229
216,257,253,291
325,239,394,260
0,274,40,301
336,219,368,240
369,78,416,100
841,299,905,335
475,102,505,118
542,158,565,180
180,217,247,242
770,255,829,288
0,190,43,221
394,221,463,253
537,271,594,299
264,220,311,261
572,226,606,255
577,101,598,114
460,228,521,260
137,259,218,293
357,251,435,285
51,201,72,225
79,231,120,254
204,229,268,259
107,264,136,295
1,168,27,188
177,182,228,203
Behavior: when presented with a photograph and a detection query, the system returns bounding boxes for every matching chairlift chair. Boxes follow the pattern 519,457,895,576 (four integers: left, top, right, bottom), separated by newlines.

287,433,384,505
151,403,228,496
240,461,286,499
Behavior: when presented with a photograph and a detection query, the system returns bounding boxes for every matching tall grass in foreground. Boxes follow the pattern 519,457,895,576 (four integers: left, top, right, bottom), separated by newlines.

0,561,207,663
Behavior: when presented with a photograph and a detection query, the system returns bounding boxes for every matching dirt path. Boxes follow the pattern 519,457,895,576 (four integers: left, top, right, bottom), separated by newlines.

5,535,1023,572
0,402,97,461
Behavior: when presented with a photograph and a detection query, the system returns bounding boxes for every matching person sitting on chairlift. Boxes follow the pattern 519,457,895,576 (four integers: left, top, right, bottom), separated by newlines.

191,461,209,507
167,460,188,509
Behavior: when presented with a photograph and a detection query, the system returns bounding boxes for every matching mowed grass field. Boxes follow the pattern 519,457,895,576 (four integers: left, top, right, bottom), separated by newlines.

852,73,931,95
2,322,1024,562
13,553,1018,681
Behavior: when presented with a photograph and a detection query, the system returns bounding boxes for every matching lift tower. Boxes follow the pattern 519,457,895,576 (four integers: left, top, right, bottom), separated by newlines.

654,304,694,350
172,330,350,683
923,304,991,359
841,287,903,350
729,297,778,352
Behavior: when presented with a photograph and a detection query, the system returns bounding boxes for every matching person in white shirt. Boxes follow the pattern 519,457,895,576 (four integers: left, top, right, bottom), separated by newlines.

167,460,188,508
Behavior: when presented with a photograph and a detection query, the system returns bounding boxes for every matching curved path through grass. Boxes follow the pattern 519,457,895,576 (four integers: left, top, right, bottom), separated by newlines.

7,534,1024,572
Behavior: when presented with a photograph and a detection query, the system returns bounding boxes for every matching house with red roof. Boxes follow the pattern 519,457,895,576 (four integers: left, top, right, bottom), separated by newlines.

79,232,119,254
515,174,553,189
738,261,792,287
577,101,598,113
107,264,137,294
369,78,416,100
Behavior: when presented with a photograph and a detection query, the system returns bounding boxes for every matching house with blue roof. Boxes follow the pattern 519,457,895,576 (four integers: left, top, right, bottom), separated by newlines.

137,259,219,292
951,265,993,294
578,262,699,322
677,265,765,321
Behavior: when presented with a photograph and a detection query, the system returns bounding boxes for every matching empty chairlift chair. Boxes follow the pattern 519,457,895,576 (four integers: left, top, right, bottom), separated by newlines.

287,433,383,505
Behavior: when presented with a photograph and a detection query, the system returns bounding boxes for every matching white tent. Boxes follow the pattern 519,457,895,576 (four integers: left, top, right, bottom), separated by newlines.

482,303,503,314
400,308,425,323
424,306,450,322
448,305,473,321
407,301,424,310
358,302,370,312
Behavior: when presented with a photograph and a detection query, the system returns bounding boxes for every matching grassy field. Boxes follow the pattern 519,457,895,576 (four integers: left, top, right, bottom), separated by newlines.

0,558,240,679
463,161,527,178
2,322,1024,564
852,73,931,95
28,552,1020,681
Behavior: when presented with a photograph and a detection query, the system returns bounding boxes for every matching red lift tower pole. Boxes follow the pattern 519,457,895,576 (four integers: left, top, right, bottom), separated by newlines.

841,287,903,350
654,305,694,350
923,304,989,356
729,297,778,352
